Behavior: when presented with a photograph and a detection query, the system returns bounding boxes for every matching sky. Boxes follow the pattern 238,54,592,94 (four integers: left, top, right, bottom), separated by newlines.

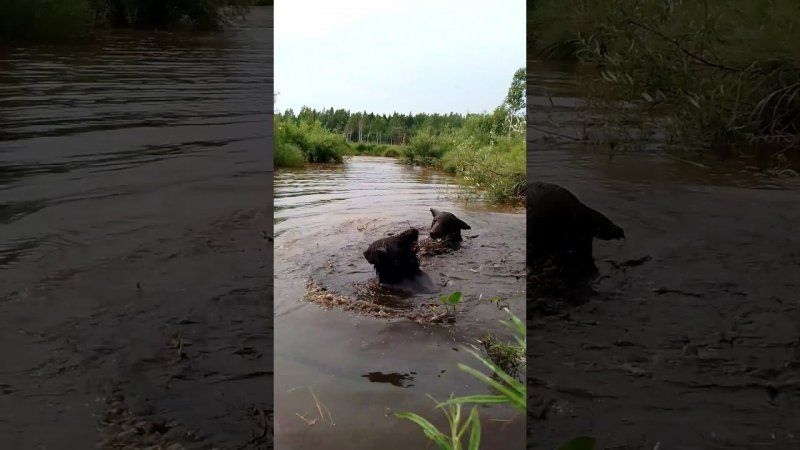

274,0,526,116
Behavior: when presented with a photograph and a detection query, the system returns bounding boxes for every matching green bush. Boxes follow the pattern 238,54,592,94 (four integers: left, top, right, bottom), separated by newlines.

274,141,305,168
442,136,525,204
382,147,400,158
403,128,457,167
274,115,347,167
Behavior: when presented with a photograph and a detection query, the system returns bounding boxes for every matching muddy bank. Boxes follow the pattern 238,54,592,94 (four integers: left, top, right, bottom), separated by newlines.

274,157,526,449
527,61,800,449
0,7,273,449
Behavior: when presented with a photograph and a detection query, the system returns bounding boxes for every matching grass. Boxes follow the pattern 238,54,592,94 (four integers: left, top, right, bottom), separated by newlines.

395,397,481,450
395,307,525,449
1,0,255,42
530,0,800,165
480,333,525,378
396,304,598,449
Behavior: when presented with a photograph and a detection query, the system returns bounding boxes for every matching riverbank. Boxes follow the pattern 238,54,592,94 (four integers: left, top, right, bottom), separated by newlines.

529,0,800,169
274,123,524,204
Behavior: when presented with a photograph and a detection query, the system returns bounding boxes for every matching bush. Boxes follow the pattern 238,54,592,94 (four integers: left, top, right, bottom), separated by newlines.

274,115,347,167
442,136,525,204
274,141,305,168
382,147,400,158
403,128,457,167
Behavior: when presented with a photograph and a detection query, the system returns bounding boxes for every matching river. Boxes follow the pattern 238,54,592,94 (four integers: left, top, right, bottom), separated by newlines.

0,7,273,449
274,156,526,449
527,60,800,449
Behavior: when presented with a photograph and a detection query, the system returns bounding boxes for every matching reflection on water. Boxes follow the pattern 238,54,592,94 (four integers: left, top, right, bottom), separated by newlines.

528,60,800,449
361,371,416,388
274,156,525,450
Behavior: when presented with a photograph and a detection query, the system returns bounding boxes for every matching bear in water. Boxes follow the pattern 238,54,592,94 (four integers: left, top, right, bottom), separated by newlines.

527,181,624,277
429,208,471,243
363,228,422,284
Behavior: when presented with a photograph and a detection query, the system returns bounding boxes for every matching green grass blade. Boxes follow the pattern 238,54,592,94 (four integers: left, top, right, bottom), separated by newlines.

463,346,525,396
467,407,481,450
394,412,451,449
437,395,510,407
457,363,525,412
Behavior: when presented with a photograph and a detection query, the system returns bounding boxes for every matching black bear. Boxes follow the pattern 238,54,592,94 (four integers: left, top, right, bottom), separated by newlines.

363,228,422,284
429,208,471,242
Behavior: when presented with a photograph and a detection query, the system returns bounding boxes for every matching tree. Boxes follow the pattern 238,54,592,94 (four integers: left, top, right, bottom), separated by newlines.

504,67,526,136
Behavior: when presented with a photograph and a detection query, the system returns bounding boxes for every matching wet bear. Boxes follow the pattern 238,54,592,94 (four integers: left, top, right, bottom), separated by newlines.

363,228,422,284
527,182,625,277
429,208,471,243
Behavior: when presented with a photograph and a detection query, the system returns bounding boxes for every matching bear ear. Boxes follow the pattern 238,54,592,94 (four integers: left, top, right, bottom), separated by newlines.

430,208,439,217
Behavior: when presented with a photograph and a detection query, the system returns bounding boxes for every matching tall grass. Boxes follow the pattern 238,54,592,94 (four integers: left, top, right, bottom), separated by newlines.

0,0,254,41
531,0,800,160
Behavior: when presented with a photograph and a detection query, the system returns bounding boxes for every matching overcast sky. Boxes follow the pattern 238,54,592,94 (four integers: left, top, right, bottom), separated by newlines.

274,0,525,115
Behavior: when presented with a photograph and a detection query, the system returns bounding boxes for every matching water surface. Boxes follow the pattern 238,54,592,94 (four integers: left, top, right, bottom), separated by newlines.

274,156,526,449
0,8,273,449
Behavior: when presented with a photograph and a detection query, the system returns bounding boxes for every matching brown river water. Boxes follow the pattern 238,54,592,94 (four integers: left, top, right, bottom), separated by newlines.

528,60,800,449
0,7,273,449
274,156,526,449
